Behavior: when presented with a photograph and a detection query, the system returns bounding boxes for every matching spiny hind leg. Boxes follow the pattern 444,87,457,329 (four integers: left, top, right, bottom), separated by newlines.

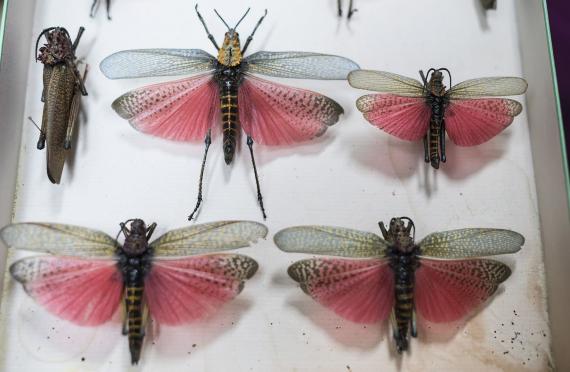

422,135,429,163
411,308,417,338
247,136,267,219
188,130,212,221
440,121,446,163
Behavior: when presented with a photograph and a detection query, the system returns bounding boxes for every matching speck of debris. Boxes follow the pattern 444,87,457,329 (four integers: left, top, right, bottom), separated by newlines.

501,340,505,343
192,344,197,348
187,352,191,355
231,322,234,325
459,192,463,196
494,330,497,333
51,327,55,330
270,322,273,326
513,310,518,316
501,323,504,326
503,351,509,355
346,365,352,371
511,321,515,326
46,336,50,340
302,332,306,336
81,357,85,362
392,191,396,196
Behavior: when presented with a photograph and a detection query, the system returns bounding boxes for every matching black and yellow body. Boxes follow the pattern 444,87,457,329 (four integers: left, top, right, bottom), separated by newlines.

36,27,87,184
423,70,449,170
117,219,156,365
380,217,419,353
214,31,245,164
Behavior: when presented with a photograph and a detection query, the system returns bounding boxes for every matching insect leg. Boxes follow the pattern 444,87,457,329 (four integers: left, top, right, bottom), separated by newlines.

440,120,446,163
106,0,112,20
241,9,268,54
121,299,128,335
338,0,342,16
90,0,99,17
422,135,429,163
247,136,267,219
188,130,212,221
347,0,357,18
72,27,85,52
195,5,220,50
30,114,47,150
411,307,417,337
145,223,157,240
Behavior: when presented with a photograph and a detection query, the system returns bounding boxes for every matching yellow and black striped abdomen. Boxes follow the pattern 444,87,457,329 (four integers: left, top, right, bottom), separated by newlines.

125,285,145,365
429,117,441,169
221,86,239,164
395,282,414,330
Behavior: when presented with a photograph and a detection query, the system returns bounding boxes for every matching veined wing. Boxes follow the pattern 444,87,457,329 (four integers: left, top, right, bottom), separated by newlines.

445,98,523,146
145,254,258,325
448,77,527,99
348,70,425,97
243,51,359,80
356,94,430,141
419,228,524,259
150,221,267,257
414,258,511,323
100,49,216,79
10,256,123,325
0,223,117,256
288,258,393,323
112,74,219,142
274,226,388,258
239,74,342,145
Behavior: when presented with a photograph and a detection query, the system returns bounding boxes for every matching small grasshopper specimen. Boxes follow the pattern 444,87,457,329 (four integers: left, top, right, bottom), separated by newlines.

36,27,88,184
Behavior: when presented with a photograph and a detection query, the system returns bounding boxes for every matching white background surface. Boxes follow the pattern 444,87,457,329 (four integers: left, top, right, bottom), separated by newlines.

0,0,552,371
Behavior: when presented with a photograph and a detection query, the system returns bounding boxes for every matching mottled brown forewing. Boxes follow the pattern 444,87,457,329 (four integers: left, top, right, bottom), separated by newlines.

44,64,75,184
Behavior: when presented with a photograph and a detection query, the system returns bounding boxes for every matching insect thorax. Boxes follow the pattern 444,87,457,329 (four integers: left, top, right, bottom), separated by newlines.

217,31,243,66
37,29,74,66
428,71,447,97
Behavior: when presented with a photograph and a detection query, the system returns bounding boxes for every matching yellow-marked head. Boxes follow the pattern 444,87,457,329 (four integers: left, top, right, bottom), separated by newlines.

214,8,250,66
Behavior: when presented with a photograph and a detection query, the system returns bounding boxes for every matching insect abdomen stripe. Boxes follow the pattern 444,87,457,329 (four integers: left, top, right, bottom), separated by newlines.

220,85,239,164
126,285,144,364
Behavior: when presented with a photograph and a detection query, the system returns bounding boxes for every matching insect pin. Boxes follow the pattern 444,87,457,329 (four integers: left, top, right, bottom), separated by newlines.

35,27,88,184
100,6,359,220
2,220,266,364
274,217,523,353
348,68,527,169
90,0,112,20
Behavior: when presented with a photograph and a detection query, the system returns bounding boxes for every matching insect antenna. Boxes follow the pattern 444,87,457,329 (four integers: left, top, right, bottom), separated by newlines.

34,27,57,61
242,9,268,54
234,8,251,29
213,9,232,30
400,217,415,241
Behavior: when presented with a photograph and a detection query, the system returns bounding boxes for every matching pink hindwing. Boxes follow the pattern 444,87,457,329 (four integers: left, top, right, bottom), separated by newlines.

239,75,343,145
355,94,431,141
111,73,219,141
414,258,511,323
10,256,123,326
445,98,522,146
144,254,258,325
288,258,394,324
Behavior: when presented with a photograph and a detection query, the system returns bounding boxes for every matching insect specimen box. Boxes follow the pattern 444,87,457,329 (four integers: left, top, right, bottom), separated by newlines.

0,0,566,371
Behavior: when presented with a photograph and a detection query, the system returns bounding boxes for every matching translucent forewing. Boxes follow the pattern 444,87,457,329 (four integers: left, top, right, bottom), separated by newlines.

418,228,524,259
447,77,528,99
239,75,343,145
274,226,388,258
348,70,425,97
0,223,117,256
150,221,268,256
145,253,258,325
100,49,216,79
243,51,359,80
414,258,511,323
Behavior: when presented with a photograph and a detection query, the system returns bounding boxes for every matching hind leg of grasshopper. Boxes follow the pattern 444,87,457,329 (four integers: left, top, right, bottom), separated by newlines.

64,68,87,149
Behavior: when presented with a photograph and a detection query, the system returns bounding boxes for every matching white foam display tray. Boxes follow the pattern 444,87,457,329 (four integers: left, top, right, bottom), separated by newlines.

0,0,567,371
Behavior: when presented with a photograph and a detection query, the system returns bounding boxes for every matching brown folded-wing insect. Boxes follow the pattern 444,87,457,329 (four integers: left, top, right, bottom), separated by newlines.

36,27,88,184
275,217,523,353
1,220,265,365
90,0,112,19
